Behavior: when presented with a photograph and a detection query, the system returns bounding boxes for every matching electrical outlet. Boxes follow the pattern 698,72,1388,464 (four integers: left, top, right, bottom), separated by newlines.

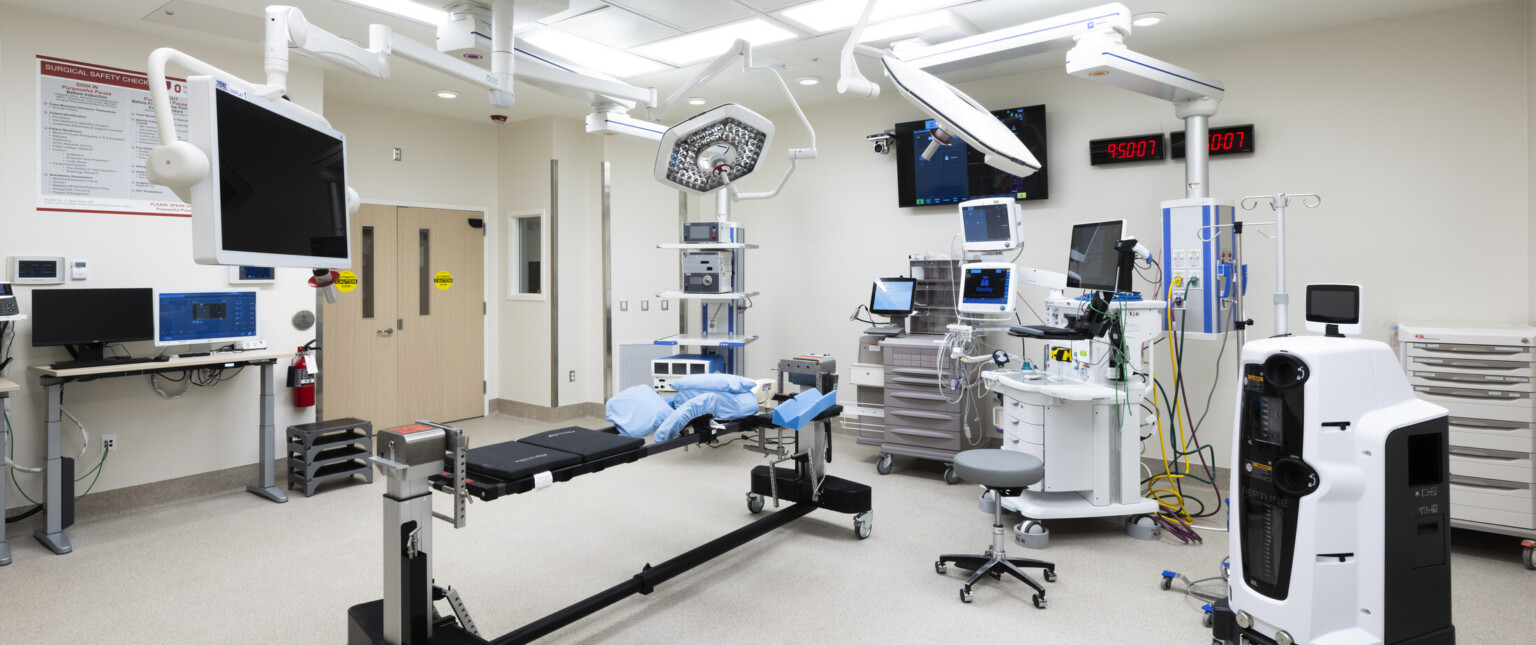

392,147,402,161
102,434,117,451
568,370,576,382
640,300,649,311
619,299,628,312
661,300,669,311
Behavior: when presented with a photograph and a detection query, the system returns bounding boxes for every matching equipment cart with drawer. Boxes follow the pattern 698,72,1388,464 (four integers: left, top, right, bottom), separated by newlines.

868,334,988,484
1399,322,1536,568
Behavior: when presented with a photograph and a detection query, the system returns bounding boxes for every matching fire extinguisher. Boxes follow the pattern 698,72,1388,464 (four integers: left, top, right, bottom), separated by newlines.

288,345,316,408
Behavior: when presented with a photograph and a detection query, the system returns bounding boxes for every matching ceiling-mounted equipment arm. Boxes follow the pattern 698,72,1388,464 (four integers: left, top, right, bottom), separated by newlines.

834,0,882,99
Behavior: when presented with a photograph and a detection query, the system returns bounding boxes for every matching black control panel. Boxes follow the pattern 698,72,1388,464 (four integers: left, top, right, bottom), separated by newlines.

1238,353,1313,600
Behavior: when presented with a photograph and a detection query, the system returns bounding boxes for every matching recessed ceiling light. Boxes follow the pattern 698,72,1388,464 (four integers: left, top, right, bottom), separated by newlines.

630,18,799,67
521,28,672,78
796,76,821,86
778,0,965,34
688,97,709,105
435,90,460,99
336,0,445,26
1132,12,1167,27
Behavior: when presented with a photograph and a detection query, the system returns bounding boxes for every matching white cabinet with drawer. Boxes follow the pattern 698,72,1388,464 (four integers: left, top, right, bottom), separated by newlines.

1400,322,1536,545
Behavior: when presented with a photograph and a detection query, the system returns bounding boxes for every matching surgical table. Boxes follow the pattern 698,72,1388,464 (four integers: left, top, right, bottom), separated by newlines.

346,406,871,645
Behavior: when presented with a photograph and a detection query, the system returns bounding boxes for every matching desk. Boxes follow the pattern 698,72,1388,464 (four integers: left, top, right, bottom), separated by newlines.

0,377,17,566
27,350,292,555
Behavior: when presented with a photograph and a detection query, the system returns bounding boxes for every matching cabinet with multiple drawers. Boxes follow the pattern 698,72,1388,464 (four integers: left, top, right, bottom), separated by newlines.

1399,323,1536,559
865,334,988,483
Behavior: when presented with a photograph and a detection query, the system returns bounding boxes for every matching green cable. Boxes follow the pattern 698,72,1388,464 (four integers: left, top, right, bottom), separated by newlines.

75,446,108,502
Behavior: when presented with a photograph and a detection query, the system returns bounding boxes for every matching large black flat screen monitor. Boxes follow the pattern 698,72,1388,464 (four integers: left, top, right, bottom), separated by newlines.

32,288,154,347
215,89,348,260
1067,221,1125,292
895,104,1047,207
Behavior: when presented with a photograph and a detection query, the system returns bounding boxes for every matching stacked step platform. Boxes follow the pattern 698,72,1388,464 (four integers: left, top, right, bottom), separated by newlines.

287,417,374,497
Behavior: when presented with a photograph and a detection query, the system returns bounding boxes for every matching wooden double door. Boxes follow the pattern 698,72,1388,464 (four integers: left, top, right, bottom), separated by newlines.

323,204,485,429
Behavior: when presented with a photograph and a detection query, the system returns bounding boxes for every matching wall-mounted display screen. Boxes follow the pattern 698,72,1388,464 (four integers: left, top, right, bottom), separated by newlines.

895,104,1048,207
1172,124,1254,158
1090,133,1164,165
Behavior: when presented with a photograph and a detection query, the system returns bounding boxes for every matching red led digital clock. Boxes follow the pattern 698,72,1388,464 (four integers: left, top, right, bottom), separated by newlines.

1089,133,1164,165
1172,124,1254,158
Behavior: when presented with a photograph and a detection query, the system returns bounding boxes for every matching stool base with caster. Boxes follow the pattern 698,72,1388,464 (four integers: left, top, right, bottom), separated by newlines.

935,449,1056,607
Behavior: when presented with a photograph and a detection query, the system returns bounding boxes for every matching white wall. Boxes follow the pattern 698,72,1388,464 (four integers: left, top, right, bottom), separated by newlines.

612,0,1531,467
0,5,324,508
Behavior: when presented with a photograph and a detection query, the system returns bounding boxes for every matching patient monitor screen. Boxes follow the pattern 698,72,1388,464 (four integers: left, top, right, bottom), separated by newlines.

962,204,1013,245
215,89,348,259
962,267,1011,306
1066,220,1124,292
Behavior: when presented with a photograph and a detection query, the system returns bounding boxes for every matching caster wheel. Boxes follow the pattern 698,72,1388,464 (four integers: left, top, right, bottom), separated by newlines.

935,561,947,575
1032,594,1047,609
1160,577,1173,591
1203,613,1215,628
854,512,873,540
960,588,974,604
943,466,961,485
1523,546,1535,571
989,570,1003,581
876,454,893,475
746,493,764,514
1044,569,1058,583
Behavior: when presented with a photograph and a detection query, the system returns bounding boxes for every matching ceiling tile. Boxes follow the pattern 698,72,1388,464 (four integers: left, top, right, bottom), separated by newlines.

603,0,756,32
142,0,262,41
551,7,681,49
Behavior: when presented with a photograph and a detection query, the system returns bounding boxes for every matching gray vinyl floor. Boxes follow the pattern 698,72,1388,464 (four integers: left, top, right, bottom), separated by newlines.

1,414,1530,644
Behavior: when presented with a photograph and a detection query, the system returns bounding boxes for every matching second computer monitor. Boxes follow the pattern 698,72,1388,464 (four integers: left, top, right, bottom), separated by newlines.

155,290,258,347
870,277,917,316
1066,220,1125,292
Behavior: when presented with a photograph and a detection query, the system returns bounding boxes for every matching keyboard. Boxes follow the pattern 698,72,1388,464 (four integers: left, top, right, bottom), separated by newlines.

1009,325,1088,340
50,356,160,370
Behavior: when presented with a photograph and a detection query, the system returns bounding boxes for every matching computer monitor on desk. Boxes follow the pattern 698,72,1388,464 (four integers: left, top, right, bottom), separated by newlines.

31,288,154,362
867,277,915,336
155,290,258,347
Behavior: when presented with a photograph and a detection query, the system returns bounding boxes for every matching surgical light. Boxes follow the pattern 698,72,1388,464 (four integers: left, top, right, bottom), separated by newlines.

653,103,775,196
881,55,1040,177
631,18,798,67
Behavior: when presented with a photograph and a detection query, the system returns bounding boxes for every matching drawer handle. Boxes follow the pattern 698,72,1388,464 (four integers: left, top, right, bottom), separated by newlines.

889,391,945,401
1415,386,1527,400
890,367,937,376
1415,372,1529,385
1451,448,1524,461
1448,417,1528,431
1416,358,1525,370
888,409,954,421
1450,476,1529,491
886,427,951,440
1418,343,1528,355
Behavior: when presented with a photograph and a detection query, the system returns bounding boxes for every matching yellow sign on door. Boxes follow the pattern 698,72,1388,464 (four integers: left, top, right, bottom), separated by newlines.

434,270,454,290
336,270,359,293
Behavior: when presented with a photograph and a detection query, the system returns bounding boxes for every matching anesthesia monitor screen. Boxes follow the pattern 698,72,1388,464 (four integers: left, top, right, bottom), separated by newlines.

962,268,1011,306
158,291,257,343
895,104,1048,207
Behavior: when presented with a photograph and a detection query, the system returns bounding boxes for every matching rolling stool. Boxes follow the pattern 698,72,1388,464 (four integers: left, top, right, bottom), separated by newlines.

936,449,1056,607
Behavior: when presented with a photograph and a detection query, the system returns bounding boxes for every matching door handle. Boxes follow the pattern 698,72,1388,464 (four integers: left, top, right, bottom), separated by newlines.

378,328,395,336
